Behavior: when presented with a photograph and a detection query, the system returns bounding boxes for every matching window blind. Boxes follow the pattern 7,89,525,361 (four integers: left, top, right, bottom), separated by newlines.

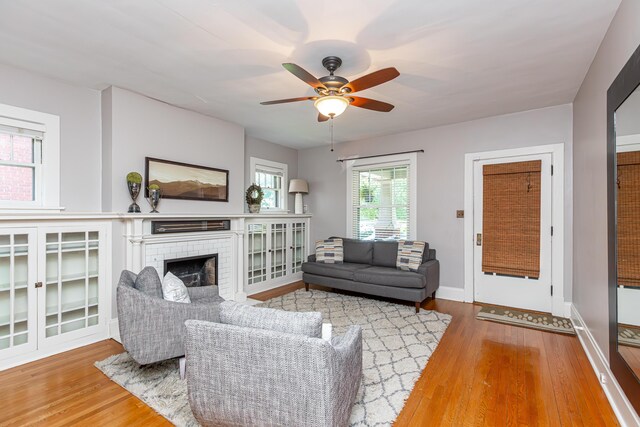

351,164,410,240
617,151,640,287
482,160,541,278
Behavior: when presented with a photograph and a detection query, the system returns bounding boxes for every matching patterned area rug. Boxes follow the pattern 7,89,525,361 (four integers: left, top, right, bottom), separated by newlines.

476,305,575,335
96,290,451,426
619,324,640,348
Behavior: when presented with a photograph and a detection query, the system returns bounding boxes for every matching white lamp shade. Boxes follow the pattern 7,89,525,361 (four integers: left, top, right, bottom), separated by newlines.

289,179,309,194
314,95,349,118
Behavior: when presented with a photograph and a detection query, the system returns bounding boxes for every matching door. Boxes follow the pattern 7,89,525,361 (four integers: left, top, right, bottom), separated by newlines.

269,222,288,280
38,227,106,346
473,154,553,312
0,229,38,361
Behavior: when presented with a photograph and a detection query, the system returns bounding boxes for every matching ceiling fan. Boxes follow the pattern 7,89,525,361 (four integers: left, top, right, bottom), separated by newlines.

260,56,399,122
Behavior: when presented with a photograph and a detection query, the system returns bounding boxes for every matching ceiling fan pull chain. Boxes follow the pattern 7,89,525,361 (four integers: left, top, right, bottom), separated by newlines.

330,117,334,152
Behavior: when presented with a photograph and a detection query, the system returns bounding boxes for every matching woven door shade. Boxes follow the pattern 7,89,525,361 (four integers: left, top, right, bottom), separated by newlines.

482,160,541,278
617,151,640,287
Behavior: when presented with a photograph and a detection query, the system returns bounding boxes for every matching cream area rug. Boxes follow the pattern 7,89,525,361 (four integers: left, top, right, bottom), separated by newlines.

96,290,451,426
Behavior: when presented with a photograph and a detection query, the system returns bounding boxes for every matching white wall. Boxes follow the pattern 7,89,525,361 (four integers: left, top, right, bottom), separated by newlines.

573,0,640,358
244,136,299,211
298,104,573,296
102,86,245,214
0,63,102,211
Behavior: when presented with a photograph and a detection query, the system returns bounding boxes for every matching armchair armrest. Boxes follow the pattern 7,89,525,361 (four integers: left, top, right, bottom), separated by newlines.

329,325,363,425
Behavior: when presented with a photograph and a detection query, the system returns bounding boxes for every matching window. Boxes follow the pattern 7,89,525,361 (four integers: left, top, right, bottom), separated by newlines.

0,103,60,209
250,157,288,211
347,153,417,240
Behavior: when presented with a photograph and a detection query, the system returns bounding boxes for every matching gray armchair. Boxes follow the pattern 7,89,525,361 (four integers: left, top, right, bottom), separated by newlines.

184,302,363,427
117,268,223,365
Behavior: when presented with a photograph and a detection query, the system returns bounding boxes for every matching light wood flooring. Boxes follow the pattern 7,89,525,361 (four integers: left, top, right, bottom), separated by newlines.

0,282,619,426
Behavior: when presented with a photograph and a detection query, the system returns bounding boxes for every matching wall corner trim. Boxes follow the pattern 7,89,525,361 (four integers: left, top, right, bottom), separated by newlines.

570,304,640,426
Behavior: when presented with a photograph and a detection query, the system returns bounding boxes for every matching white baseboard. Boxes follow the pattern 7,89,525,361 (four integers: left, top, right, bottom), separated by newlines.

109,318,121,343
436,286,465,302
570,304,640,426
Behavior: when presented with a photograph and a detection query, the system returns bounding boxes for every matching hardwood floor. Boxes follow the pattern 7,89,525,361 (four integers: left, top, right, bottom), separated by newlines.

0,282,619,426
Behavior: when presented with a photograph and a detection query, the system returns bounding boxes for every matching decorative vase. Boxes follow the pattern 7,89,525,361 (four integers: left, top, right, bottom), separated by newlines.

248,204,261,214
146,188,161,213
127,181,141,213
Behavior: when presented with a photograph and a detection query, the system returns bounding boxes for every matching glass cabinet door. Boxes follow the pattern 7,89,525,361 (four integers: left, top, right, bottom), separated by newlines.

42,230,101,343
247,223,268,285
290,222,307,274
270,223,288,279
0,230,37,360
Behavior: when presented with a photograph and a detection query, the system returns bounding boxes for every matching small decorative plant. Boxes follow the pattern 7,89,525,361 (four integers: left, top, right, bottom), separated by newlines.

127,172,143,184
246,184,264,213
148,184,160,191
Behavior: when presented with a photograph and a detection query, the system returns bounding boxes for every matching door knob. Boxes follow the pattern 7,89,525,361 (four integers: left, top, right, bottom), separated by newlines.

476,233,482,246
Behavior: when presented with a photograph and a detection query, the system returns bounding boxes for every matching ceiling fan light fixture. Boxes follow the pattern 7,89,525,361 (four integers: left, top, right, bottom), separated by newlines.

314,95,349,118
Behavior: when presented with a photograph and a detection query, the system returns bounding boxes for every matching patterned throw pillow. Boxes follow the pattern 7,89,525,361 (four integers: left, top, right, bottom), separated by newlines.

162,272,192,303
315,238,344,264
396,240,427,272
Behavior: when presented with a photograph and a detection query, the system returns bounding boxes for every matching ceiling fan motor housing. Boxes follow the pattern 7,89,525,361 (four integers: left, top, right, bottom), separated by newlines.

319,56,350,93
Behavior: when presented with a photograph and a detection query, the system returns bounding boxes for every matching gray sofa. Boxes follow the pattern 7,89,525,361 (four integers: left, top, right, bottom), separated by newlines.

185,301,362,427
302,238,439,312
117,267,223,365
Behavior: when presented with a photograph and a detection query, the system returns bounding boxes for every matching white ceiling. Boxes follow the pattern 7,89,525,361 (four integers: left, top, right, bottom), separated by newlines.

0,0,620,149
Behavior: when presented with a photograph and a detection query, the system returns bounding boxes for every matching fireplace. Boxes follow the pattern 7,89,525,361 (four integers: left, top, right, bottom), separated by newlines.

164,254,218,287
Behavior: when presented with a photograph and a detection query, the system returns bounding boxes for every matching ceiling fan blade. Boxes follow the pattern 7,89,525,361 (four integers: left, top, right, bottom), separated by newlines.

260,96,316,105
318,113,329,122
342,67,400,93
349,97,395,112
283,63,326,90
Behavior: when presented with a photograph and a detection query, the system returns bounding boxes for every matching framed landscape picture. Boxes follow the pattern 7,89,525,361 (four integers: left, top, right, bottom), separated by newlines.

145,157,229,202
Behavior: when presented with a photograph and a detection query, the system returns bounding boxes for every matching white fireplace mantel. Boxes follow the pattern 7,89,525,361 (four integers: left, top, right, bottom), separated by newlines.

119,213,311,301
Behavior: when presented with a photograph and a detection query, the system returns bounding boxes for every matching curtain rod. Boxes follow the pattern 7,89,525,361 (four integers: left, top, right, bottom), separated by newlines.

336,149,424,163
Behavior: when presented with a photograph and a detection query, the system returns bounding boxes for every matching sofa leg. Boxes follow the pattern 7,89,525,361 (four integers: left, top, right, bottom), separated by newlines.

179,357,186,380
304,282,309,292
415,301,420,313
432,290,437,299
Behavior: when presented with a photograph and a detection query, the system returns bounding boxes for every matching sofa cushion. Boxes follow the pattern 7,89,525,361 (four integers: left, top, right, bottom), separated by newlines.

315,238,344,264
372,241,399,267
354,266,426,289
396,240,427,272
219,301,322,338
338,237,373,264
134,266,163,299
302,262,371,280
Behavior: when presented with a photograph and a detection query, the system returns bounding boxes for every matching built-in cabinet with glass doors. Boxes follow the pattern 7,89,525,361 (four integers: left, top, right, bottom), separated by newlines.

0,223,109,369
245,218,309,294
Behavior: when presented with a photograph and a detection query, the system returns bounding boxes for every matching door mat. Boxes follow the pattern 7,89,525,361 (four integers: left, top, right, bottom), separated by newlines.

619,324,640,348
476,305,575,335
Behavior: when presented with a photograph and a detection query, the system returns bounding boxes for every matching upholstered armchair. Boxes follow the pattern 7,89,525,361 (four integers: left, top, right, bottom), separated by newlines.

184,302,363,427
117,267,223,366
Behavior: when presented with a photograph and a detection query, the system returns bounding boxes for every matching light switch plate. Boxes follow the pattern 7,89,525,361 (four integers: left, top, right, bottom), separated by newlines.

456,210,464,218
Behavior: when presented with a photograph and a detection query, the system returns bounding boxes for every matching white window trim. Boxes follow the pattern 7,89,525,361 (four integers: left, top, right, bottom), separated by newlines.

346,153,417,240
0,103,60,211
250,157,288,212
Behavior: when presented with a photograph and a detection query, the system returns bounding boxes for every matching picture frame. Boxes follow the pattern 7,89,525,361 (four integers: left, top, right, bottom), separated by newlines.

145,157,229,202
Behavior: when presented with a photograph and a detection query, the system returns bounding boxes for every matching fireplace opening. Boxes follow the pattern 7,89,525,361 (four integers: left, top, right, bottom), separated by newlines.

164,254,218,287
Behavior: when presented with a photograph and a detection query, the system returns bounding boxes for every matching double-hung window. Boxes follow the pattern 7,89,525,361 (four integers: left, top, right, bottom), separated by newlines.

347,153,417,240
250,157,288,212
0,103,60,210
